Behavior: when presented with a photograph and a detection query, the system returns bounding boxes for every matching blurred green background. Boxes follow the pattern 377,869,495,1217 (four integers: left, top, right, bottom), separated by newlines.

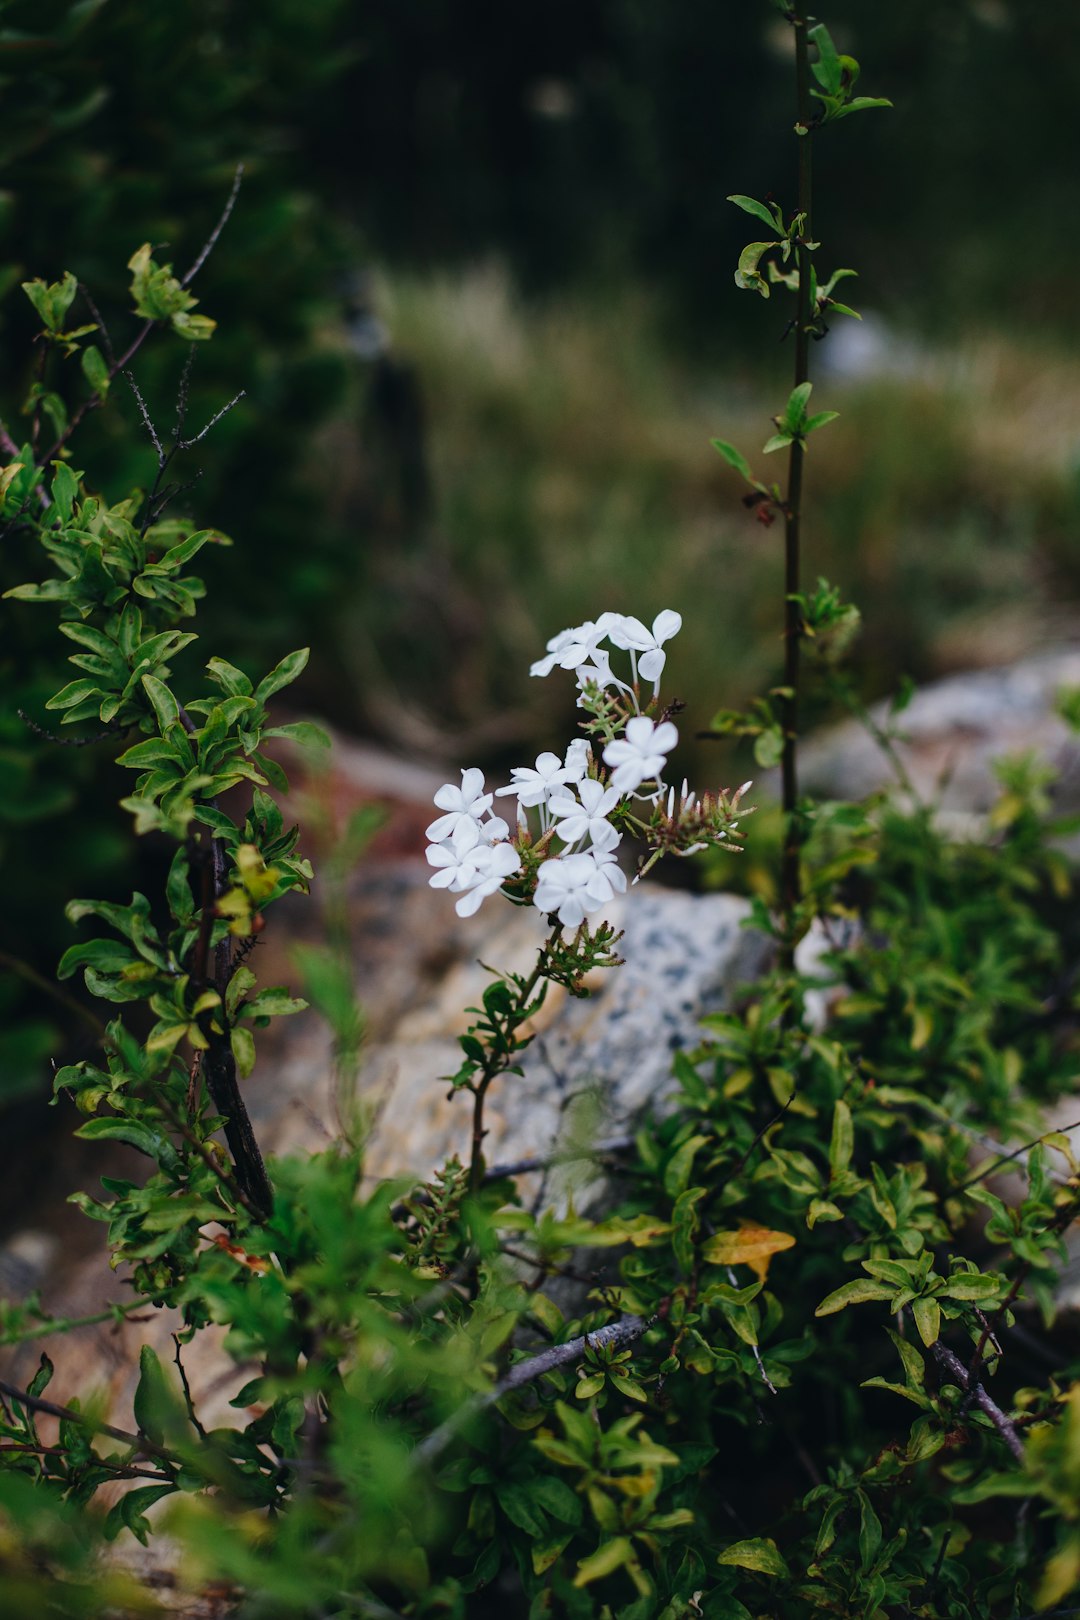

2,0,1079,1118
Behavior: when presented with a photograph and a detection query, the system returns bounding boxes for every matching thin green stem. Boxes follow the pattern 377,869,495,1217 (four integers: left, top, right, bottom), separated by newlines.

0,1295,158,1348
467,930,557,1194
780,0,815,968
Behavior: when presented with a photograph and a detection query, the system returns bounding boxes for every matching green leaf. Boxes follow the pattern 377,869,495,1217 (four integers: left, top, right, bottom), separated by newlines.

727,194,783,233
711,438,752,482
50,461,80,524
829,1098,854,1178
574,1536,634,1587
857,1491,882,1571
762,433,792,456
734,241,777,297
262,720,331,751
81,343,111,399
753,726,785,768
783,381,814,432
664,1134,707,1199
22,277,54,327
172,311,217,341
885,1327,925,1389
226,965,258,1019
808,23,842,95
804,410,840,435
815,1278,895,1316
718,1537,789,1578
73,1116,174,1164
841,96,893,116
497,1482,549,1537
530,1476,583,1527
28,1353,54,1399
240,988,309,1020
45,678,104,712
255,647,310,705
141,674,180,733
231,1026,256,1079
942,1272,1001,1301
133,1346,184,1447
912,1296,941,1347
532,1535,574,1577
575,1373,606,1400
104,1483,176,1547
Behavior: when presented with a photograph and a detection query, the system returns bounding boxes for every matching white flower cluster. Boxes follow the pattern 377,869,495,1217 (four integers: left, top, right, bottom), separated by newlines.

425,611,749,929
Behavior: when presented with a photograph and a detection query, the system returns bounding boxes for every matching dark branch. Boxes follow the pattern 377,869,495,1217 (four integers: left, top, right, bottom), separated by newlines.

0,1377,172,1464
930,1342,1024,1462
181,162,244,287
412,1312,655,1468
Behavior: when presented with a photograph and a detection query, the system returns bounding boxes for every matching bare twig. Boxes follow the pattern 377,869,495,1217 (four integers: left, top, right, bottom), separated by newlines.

412,1312,655,1469
483,1134,635,1182
156,1089,266,1225
78,282,116,367
39,163,244,467
124,370,164,461
179,389,246,450
0,1443,171,1482
172,1334,208,1440
0,1295,156,1349
17,708,127,750
181,162,244,287
951,1119,1080,1196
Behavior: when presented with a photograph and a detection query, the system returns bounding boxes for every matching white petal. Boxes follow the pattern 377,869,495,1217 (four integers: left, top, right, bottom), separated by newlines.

607,615,650,651
652,609,682,643
638,648,666,683
425,811,460,842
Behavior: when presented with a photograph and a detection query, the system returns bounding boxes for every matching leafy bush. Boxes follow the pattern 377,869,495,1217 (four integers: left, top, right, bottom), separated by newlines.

2,7,1079,1619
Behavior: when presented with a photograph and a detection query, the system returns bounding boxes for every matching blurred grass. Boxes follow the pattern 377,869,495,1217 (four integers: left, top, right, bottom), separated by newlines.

327,263,1080,794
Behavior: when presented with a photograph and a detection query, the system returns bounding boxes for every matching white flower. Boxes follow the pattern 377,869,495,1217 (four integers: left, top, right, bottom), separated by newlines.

426,767,493,842
533,851,608,929
529,614,619,678
563,738,592,781
608,610,682,686
574,646,631,701
476,813,511,844
603,715,679,794
426,819,485,891
453,842,522,918
585,845,627,906
495,751,578,810
549,778,622,852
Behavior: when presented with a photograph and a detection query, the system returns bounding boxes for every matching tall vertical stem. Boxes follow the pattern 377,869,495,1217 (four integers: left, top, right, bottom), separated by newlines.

780,1,815,968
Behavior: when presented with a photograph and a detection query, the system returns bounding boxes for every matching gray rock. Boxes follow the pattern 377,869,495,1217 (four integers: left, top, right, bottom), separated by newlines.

800,647,1080,818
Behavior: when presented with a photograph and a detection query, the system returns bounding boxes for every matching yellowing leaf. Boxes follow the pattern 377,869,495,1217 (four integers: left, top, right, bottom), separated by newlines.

702,1223,795,1281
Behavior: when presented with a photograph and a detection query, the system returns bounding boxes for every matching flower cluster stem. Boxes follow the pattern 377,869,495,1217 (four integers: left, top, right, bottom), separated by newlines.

780,0,815,966
468,933,556,1194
